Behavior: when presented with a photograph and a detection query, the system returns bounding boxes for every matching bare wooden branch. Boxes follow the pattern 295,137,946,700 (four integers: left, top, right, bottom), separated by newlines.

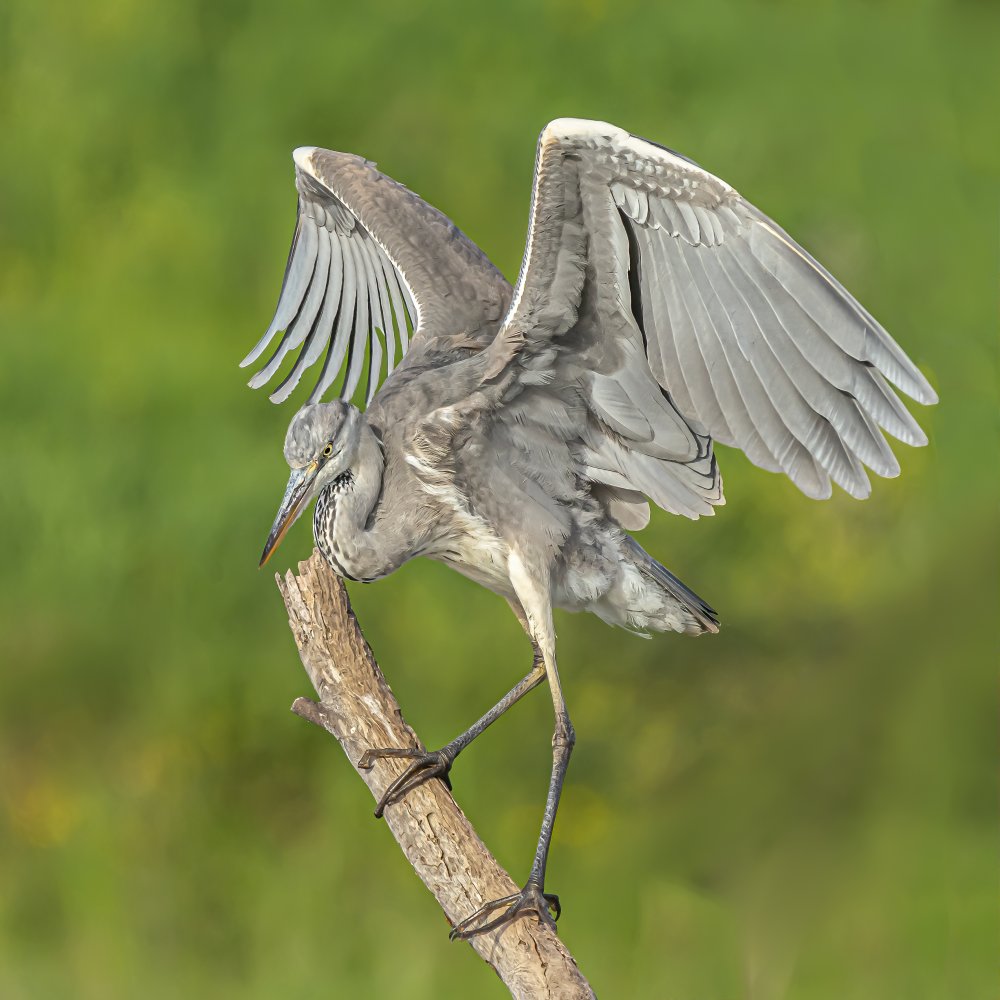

276,550,595,1000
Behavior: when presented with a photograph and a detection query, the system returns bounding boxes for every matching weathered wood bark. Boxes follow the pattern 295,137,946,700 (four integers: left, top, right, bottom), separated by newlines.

276,550,595,1000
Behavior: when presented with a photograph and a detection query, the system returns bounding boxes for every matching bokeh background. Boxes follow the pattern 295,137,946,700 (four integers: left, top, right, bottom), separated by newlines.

1,0,995,997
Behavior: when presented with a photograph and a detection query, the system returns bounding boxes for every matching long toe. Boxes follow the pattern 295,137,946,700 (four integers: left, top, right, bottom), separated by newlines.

361,748,454,818
449,884,561,940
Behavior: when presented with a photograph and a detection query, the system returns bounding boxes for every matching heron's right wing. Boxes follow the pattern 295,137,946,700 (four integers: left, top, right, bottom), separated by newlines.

242,147,512,406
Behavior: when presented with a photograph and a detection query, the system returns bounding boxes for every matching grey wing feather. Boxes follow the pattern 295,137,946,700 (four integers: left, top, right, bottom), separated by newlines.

268,226,345,403
244,146,511,407
340,236,369,402
490,118,936,520
371,246,397,375
378,246,411,357
309,231,358,404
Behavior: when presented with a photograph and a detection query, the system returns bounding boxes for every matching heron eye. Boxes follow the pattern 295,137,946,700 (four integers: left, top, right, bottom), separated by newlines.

322,443,334,458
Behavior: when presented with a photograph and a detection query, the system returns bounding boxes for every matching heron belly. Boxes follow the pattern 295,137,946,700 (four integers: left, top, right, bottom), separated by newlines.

427,523,513,598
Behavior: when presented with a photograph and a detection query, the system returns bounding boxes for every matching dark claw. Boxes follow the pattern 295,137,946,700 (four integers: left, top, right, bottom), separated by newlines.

449,884,561,940
358,746,455,818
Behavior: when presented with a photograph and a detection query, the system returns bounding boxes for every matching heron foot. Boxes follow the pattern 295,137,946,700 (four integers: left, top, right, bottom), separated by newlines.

358,746,455,818
449,882,561,940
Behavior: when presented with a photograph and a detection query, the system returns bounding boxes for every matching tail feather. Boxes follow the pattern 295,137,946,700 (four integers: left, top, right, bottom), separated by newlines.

624,537,720,634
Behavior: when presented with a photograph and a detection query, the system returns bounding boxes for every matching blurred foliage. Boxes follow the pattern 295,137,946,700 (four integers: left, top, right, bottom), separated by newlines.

0,0,996,997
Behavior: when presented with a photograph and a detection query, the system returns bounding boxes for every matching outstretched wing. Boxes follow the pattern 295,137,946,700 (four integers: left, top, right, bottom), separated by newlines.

491,118,936,521
243,147,511,405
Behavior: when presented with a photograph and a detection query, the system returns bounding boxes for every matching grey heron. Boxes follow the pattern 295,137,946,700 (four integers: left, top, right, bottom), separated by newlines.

243,119,936,939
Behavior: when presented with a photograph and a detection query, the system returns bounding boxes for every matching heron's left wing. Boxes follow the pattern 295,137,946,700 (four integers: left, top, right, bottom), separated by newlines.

489,118,936,521
243,147,511,406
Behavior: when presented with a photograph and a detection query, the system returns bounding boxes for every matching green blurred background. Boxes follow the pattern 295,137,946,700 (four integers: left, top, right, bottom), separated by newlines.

1,0,995,996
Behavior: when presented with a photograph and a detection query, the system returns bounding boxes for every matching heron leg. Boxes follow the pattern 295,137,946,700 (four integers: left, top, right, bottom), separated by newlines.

450,555,574,941
359,656,545,817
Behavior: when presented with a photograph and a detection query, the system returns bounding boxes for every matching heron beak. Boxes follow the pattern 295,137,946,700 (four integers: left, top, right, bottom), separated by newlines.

259,461,318,568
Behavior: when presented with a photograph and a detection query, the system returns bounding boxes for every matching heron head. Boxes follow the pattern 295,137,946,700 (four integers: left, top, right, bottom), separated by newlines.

259,401,362,567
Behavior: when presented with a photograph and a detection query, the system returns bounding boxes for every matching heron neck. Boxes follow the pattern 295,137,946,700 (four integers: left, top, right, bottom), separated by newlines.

314,423,392,583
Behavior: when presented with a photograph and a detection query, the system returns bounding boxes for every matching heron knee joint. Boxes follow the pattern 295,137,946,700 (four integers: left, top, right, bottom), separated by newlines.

552,715,575,752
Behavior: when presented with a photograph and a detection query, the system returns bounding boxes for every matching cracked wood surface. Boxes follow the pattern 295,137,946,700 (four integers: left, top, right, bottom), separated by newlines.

276,550,595,1000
